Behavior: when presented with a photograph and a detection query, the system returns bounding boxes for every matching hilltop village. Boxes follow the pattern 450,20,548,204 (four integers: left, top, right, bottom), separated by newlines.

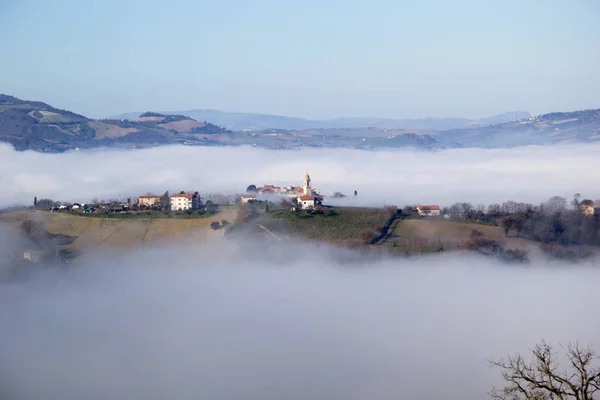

34,173,361,214
4,181,600,268
31,170,447,216
242,173,324,210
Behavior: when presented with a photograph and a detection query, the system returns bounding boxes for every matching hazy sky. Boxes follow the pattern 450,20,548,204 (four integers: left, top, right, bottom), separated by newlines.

1,0,599,119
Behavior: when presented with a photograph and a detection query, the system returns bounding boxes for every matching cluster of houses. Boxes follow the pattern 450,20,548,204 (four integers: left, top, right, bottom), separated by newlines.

137,192,202,211
241,173,324,210
48,191,206,214
239,173,446,214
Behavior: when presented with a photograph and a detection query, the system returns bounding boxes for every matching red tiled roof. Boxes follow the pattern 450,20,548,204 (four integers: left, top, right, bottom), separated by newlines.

171,193,193,199
259,185,281,192
416,205,440,211
299,195,315,201
241,194,256,198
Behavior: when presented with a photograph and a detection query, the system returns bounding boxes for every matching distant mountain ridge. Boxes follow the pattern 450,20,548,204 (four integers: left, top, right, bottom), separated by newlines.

112,109,532,131
3,94,600,152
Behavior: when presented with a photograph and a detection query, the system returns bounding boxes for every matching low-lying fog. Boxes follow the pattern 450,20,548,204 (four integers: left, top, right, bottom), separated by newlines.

1,241,600,399
1,142,599,207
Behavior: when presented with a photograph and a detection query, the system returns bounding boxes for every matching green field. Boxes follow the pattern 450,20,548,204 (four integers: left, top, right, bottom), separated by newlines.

256,206,391,244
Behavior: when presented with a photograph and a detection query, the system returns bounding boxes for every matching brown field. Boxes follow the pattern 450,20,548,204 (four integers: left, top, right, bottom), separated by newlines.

386,219,539,252
0,208,238,251
159,119,205,132
133,116,165,122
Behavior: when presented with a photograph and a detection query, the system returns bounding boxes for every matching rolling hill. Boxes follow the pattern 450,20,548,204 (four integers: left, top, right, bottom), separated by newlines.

0,95,230,152
434,109,600,148
3,93,600,152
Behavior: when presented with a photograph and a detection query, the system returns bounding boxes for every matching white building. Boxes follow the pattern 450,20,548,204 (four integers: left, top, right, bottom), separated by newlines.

298,195,316,210
137,195,161,207
241,194,257,203
415,205,441,216
170,192,201,211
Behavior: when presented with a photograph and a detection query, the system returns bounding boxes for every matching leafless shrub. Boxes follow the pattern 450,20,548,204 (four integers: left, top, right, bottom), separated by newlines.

489,341,600,400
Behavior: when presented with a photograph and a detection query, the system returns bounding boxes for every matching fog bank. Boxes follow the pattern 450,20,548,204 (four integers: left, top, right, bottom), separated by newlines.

1,143,599,207
1,242,599,399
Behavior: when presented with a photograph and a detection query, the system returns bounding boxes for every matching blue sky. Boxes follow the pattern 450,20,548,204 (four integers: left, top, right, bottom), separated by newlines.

1,0,599,119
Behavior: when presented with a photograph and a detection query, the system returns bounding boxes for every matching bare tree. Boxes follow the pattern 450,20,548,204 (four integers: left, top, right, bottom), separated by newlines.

489,341,600,400
544,196,568,215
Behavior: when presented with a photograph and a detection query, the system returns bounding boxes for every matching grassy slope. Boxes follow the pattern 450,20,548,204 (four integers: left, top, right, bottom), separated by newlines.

88,121,137,139
253,207,539,253
257,207,390,244
0,208,238,251
1,207,540,258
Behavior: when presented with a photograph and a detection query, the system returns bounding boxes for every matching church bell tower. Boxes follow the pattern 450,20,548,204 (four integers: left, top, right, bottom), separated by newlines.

303,172,311,195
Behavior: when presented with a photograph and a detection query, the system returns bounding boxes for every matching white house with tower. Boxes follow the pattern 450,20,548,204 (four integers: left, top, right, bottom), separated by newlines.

296,172,322,210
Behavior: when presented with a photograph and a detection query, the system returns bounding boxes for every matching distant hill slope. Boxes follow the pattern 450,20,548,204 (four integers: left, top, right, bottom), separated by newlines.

0,94,445,151
3,94,600,152
434,109,600,148
112,109,531,131
0,95,230,152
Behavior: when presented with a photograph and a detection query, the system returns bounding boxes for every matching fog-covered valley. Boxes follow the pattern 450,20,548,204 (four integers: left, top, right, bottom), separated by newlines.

2,241,600,400
1,142,599,208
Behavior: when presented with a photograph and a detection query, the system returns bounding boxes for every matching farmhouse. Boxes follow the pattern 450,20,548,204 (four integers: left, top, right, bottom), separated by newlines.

138,195,161,207
415,205,441,216
298,195,317,210
170,192,201,211
241,194,256,203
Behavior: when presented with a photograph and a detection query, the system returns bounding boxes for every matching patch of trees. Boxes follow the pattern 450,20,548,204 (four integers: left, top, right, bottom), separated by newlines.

138,112,166,118
189,122,230,135
503,210,600,246
461,229,528,263
137,113,190,123
205,200,218,214
442,203,497,225
246,185,258,193
33,198,59,209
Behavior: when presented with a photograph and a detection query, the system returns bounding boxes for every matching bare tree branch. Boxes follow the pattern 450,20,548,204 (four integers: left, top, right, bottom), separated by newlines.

489,341,600,400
